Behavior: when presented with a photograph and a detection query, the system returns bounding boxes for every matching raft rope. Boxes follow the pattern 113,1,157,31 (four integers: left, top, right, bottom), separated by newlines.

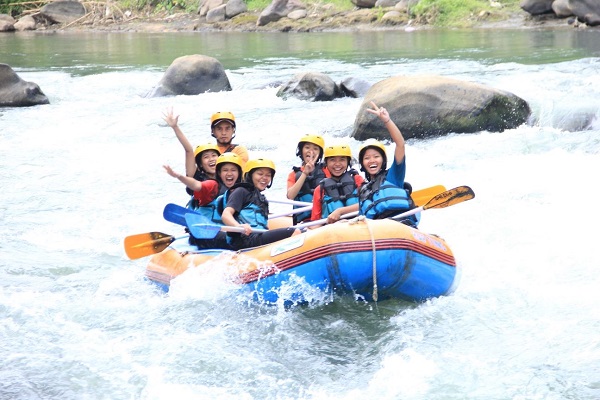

350,216,378,301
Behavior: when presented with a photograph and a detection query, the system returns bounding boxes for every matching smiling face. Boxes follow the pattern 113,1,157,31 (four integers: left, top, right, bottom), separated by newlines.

301,143,321,164
218,163,240,188
361,148,384,177
212,121,235,146
199,150,219,176
251,167,273,191
325,156,349,178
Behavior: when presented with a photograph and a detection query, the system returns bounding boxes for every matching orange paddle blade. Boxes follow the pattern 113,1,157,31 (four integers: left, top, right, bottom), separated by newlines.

123,232,176,260
411,185,446,206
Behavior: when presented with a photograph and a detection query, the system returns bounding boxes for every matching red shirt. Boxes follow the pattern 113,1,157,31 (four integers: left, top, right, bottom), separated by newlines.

193,180,219,206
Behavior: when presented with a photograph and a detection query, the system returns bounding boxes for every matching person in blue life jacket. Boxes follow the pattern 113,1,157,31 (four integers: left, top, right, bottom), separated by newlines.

221,158,302,250
286,134,331,225
163,153,244,249
310,144,365,225
357,101,419,227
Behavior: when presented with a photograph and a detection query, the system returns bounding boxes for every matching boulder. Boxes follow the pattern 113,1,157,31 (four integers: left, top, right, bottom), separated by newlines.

257,0,305,26
552,0,600,25
276,72,343,102
206,5,227,22
14,15,37,31
40,0,86,24
0,64,50,107
520,0,555,15
351,75,531,140
148,55,232,97
199,0,225,17
339,77,372,98
351,0,378,8
225,0,248,18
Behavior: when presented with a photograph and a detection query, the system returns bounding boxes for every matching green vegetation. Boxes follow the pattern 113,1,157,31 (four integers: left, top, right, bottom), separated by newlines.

410,0,521,27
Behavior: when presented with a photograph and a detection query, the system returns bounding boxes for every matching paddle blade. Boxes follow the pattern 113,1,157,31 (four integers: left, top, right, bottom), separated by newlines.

423,185,475,210
124,232,175,260
164,203,191,226
184,213,222,239
411,185,446,207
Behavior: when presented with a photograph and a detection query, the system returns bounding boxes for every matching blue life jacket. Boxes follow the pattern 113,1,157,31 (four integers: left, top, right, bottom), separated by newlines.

292,163,326,223
319,169,359,219
359,170,419,226
221,182,269,230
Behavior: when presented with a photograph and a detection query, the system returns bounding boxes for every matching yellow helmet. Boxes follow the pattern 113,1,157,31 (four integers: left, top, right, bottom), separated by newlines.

244,158,276,188
359,139,388,175
324,144,352,159
210,111,236,129
216,152,244,171
296,134,325,161
194,143,221,158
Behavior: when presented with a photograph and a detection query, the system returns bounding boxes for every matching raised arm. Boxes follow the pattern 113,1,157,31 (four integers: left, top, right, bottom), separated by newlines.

163,107,197,177
163,165,203,192
366,101,405,164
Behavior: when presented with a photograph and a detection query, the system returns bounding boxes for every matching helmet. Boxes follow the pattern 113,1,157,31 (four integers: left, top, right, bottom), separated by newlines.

216,152,244,171
210,111,236,129
296,134,325,161
244,158,276,188
216,153,243,185
324,144,352,159
194,143,221,158
358,139,387,175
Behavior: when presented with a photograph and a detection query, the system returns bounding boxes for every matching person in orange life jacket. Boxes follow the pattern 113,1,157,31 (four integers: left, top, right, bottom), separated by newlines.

358,101,419,227
286,134,331,224
210,111,249,164
310,144,365,225
221,158,302,250
163,107,222,207
164,153,244,249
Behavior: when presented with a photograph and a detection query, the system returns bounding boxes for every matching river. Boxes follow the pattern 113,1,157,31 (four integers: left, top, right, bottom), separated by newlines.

1,29,599,399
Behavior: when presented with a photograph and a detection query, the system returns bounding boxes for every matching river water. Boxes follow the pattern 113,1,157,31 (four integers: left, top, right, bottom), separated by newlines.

1,29,599,399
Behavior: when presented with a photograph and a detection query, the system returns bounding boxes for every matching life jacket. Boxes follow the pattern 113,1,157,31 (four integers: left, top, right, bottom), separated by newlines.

358,170,418,225
319,169,360,219
193,183,229,224
292,163,326,224
220,182,269,230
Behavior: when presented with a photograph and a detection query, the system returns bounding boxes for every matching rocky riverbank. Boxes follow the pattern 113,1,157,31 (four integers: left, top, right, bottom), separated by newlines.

17,5,585,34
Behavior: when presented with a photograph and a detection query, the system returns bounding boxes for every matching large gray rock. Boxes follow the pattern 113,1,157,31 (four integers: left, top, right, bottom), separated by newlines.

0,64,50,107
40,0,86,24
520,0,555,14
257,0,305,26
339,77,372,98
351,75,531,140
148,55,232,97
226,0,247,18
521,0,600,25
14,15,37,31
276,72,343,102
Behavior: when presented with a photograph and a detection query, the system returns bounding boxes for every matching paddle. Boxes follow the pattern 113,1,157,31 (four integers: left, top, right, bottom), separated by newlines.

185,213,267,239
164,202,313,227
123,232,187,260
295,185,473,229
391,185,475,221
412,184,446,207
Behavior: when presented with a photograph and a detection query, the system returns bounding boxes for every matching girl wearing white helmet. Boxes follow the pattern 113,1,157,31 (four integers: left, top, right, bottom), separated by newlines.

358,101,418,226
286,134,330,224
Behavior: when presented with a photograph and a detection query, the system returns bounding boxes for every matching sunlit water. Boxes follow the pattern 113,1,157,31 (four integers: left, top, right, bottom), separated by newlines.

1,30,600,399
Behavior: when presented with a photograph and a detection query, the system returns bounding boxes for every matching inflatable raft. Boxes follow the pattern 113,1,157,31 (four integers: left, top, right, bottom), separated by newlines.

145,216,460,304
